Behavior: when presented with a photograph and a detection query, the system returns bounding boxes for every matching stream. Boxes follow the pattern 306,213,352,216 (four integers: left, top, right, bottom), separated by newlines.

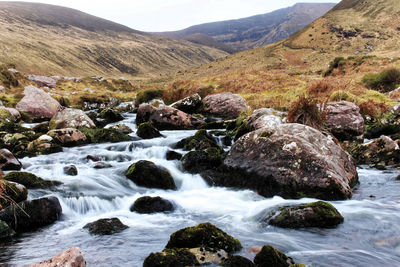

0,111,400,266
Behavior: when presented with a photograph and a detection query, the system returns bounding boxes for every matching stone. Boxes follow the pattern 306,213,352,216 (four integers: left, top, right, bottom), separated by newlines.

80,128,132,143
32,122,50,133
64,165,78,176
176,129,220,151
16,85,62,120
136,104,157,125
0,149,21,170
93,162,112,169
83,218,128,235
27,135,63,156
110,124,133,134
27,75,57,88
0,108,16,132
143,248,199,267
253,245,299,267
324,101,365,141
98,108,124,124
2,171,59,188
28,247,86,267
130,196,174,214
149,106,205,130
171,93,202,113
0,197,62,232
269,201,344,228
47,128,87,147
0,220,14,239
165,222,242,253
125,160,176,190
49,108,95,129
189,247,228,265
182,148,223,173
137,122,162,139
0,180,28,208
247,108,284,131
221,123,358,200
1,107,21,121
166,150,182,161
221,255,255,267
87,155,101,162
202,92,249,119
392,103,400,116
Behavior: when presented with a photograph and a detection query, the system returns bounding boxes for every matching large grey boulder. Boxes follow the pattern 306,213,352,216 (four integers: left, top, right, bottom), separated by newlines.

49,108,95,129
202,92,249,119
27,75,57,88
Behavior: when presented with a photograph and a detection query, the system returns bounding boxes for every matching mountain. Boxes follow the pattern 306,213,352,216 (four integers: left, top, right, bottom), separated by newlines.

157,3,336,52
0,2,228,78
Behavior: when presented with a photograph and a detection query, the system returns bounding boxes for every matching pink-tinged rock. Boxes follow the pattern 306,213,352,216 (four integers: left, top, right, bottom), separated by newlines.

2,107,21,120
49,108,95,129
27,75,57,88
0,149,21,171
47,128,87,147
149,106,205,130
16,86,62,120
136,104,156,125
202,92,249,119
28,247,86,267
247,108,286,131
223,123,358,200
324,101,364,141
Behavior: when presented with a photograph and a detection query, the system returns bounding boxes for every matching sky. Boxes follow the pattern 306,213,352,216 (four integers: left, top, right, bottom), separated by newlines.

1,0,340,31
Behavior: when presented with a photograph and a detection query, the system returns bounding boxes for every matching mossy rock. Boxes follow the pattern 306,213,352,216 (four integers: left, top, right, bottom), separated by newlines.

176,129,221,151
0,220,14,239
130,196,174,214
365,122,400,139
125,160,176,190
98,108,124,123
83,218,128,235
253,245,295,267
182,147,224,173
269,201,344,228
137,122,162,139
136,89,164,105
0,109,16,133
27,140,63,156
221,255,255,267
80,128,132,143
0,180,28,208
2,171,61,189
143,248,199,267
165,222,242,253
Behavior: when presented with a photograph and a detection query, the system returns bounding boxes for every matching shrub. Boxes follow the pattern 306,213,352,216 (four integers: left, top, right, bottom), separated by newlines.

329,90,357,102
358,100,389,118
287,96,327,129
362,68,400,92
135,89,164,105
307,80,332,96
324,57,346,77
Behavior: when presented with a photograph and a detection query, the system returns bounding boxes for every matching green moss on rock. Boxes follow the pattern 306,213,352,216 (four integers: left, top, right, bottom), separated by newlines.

176,129,221,151
253,245,295,267
221,255,255,267
80,128,132,144
165,222,242,253
2,171,60,189
143,248,199,267
137,122,162,139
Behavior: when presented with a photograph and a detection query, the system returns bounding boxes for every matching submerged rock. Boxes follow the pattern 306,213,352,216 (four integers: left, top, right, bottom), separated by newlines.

324,101,364,141
166,150,182,161
64,165,78,176
0,197,62,232
84,218,128,235
49,108,96,129
143,248,199,267
165,222,242,253
130,196,174,214
137,122,163,139
28,247,86,267
0,149,21,170
16,85,62,121
253,245,304,267
268,201,344,228
202,92,249,119
221,124,358,200
125,160,176,190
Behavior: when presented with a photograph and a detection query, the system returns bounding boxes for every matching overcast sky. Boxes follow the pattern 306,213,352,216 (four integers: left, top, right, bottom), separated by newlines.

1,0,340,31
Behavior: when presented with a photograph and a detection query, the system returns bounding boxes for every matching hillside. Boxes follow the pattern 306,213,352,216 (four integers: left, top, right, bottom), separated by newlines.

0,2,228,78
157,3,335,52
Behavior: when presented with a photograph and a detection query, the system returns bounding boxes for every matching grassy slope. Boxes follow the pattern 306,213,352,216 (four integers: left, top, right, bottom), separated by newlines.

0,2,228,79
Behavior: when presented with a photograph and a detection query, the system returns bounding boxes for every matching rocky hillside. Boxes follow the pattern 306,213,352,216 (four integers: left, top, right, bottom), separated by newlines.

0,2,227,78
157,3,335,52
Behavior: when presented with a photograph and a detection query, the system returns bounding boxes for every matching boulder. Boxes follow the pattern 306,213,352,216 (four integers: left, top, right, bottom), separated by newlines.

28,247,86,267
32,122,50,134
324,101,365,141
221,123,358,200
0,149,21,170
202,92,249,119
1,107,21,121
83,218,128,235
165,222,242,253
0,197,62,232
80,128,132,144
166,150,182,161
392,103,400,116
143,248,199,267
182,147,223,173
0,108,16,132
348,135,400,168
221,255,255,267
247,109,283,131
136,104,157,125
93,162,112,169
49,108,96,129
2,171,59,188
27,75,57,88
189,247,228,265
125,160,176,190
137,122,163,139
16,85,62,120
253,245,304,267
27,135,63,155
130,196,174,214
64,165,78,176
171,93,202,113
0,180,28,208
110,124,133,134
176,129,220,151
47,128,87,147
268,201,344,228
149,106,205,130
98,108,124,124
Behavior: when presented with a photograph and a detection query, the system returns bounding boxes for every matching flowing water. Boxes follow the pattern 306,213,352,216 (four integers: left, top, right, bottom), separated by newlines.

1,111,400,267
